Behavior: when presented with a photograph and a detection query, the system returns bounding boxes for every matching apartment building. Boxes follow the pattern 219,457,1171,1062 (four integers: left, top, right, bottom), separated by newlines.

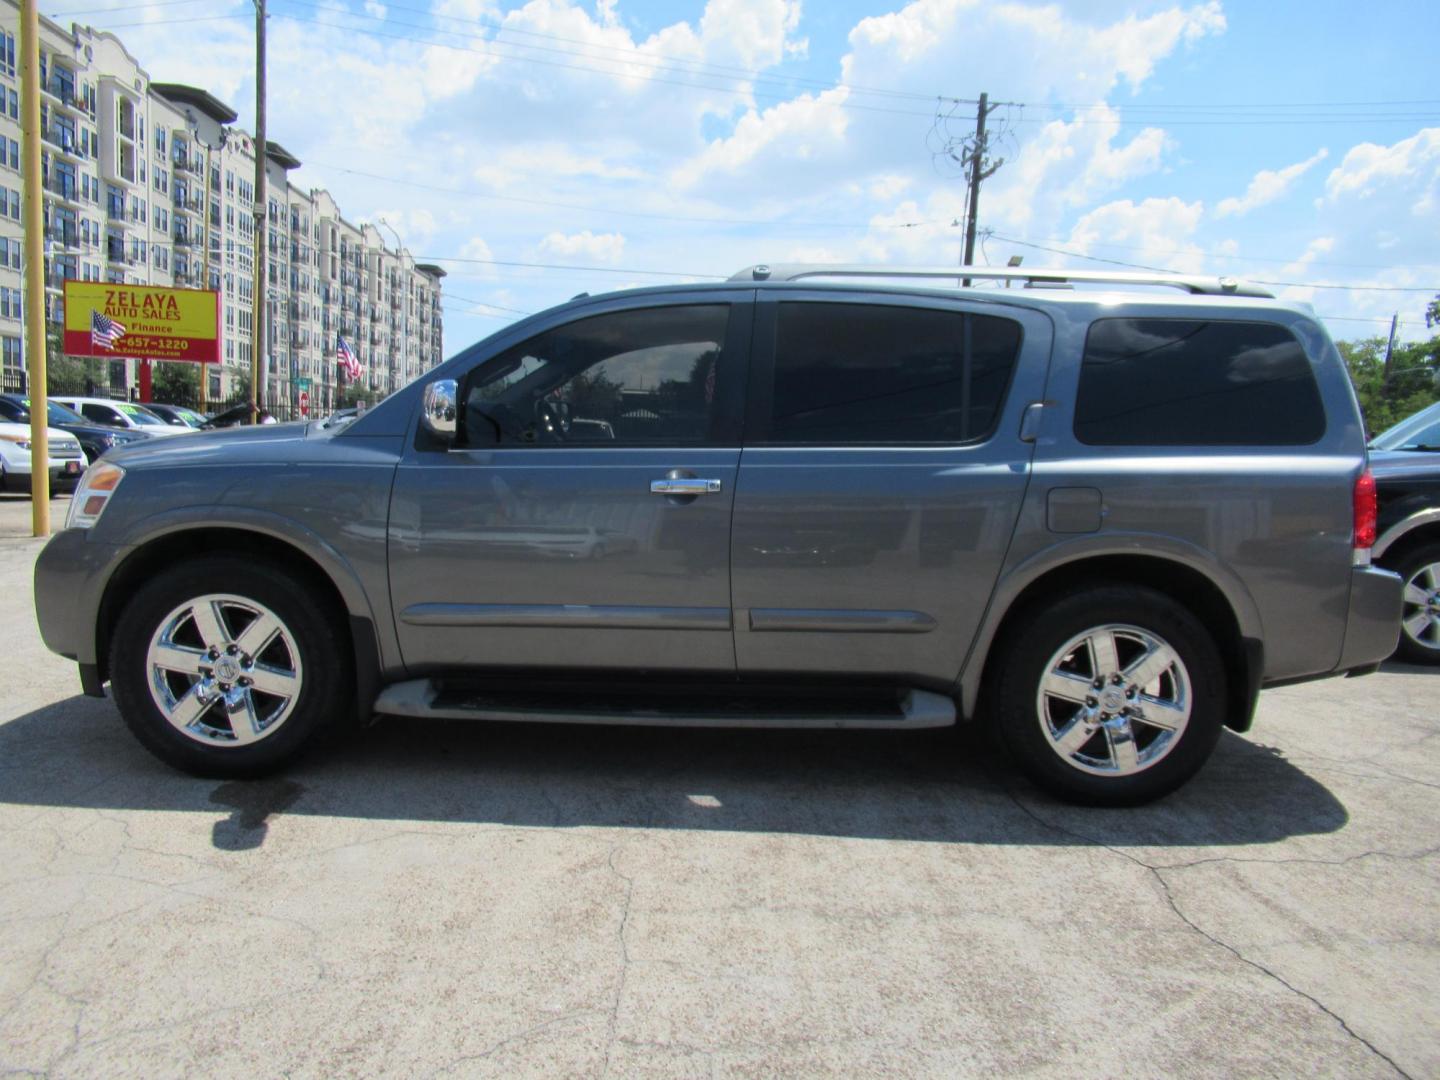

0,3,445,413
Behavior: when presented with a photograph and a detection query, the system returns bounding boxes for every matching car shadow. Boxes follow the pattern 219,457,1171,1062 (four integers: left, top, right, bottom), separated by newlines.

0,694,1349,850
1381,659,1440,676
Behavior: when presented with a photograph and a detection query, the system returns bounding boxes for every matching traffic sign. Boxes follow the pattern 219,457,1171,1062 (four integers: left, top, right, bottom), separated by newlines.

299,390,310,417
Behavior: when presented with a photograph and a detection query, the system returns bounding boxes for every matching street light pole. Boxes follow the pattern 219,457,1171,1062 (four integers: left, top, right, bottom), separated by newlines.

20,0,49,535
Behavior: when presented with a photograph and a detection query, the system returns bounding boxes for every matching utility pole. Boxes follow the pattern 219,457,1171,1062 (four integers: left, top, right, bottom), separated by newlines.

1382,312,1399,385
249,0,266,424
961,92,1003,287
20,0,48,534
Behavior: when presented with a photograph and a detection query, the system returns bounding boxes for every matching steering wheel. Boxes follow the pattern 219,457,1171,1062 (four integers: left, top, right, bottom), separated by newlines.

533,397,571,441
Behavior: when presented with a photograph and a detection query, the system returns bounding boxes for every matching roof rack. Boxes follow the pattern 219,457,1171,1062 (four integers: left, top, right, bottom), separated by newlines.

728,264,1274,299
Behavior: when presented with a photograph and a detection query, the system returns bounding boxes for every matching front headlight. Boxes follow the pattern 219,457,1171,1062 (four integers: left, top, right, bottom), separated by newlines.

66,462,125,530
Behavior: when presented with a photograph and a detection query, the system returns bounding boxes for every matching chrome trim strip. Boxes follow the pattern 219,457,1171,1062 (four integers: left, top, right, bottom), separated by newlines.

399,602,731,630
748,608,937,633
1374,508,1440,559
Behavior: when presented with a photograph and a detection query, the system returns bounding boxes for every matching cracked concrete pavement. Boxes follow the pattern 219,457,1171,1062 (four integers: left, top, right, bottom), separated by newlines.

2,494,1438,1078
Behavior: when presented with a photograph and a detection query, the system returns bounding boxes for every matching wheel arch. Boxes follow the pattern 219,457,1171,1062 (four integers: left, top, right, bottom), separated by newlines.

1373,516,1440,571
960,547,1264,733
96,519,383,720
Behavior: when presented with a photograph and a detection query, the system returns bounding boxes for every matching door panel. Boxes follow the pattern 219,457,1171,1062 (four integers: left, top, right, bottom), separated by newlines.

388,294,752,675
389,447,739,672
730,293,1054,685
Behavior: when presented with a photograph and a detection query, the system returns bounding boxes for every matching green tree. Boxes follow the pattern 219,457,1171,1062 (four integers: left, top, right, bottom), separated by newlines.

1338,334,1440,437
152,360,200,405
42,323,107,396
338,383,377,409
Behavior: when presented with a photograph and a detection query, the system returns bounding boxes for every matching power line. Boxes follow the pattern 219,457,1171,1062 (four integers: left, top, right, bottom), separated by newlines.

84,5,1440,127
416,255,725,279
304,161,911,231
989,234,1440,293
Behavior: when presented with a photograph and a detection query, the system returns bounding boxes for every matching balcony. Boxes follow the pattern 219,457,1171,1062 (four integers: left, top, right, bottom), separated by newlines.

106,201,127,224
46,226,78,249
43,77,81,112
41,126,81,159
173,230,195,249
43,176,81,204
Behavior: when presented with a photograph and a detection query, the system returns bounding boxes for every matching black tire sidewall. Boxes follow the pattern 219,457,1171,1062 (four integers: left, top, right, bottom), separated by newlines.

994,585,1227,806
110,556,352,777
1391,542,1440,665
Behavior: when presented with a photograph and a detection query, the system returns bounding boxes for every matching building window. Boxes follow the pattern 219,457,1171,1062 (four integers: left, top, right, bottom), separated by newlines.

156,128,166,154
1,336,20,370
0,32,15,78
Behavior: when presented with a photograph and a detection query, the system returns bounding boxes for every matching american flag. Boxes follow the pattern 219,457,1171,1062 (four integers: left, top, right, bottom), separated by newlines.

337,336,361,381
91,310,126,350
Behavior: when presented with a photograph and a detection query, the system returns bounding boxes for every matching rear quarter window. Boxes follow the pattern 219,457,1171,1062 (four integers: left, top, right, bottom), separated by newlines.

1074,318,1326,446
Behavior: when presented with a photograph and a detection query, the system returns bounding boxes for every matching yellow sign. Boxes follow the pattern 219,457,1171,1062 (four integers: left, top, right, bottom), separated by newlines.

63,281,220,363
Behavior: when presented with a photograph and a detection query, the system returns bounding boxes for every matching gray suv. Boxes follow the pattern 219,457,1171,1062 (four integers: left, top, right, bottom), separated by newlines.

33,266,1403,805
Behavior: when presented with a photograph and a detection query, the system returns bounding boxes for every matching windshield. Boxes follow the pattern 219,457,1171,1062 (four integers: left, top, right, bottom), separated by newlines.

1370,401,1440,451
116,402,168,426
14,398,88,425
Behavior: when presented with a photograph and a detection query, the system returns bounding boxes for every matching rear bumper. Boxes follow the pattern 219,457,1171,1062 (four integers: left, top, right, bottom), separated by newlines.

1336,564,1404,672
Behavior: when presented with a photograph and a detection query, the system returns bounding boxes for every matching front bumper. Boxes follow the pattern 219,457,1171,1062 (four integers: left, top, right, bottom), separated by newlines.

1336,564,1405,671
33,527,125,674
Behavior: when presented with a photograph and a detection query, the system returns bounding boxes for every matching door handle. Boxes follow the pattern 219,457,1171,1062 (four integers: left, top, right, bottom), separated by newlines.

651,478,722,495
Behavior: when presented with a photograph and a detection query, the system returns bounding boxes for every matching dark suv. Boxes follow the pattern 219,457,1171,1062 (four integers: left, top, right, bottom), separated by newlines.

33,266,1403,804
1368,401,1440,663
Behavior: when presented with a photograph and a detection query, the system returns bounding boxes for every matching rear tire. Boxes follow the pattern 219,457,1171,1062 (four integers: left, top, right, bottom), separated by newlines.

110,556,352,777
1390,541,1440,665
991,585,1227,806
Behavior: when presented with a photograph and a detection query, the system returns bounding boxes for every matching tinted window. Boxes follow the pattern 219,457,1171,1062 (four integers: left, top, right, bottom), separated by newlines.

81,403,121,425
767,303,1021,444
1075,319,1325,446
461,305,729,447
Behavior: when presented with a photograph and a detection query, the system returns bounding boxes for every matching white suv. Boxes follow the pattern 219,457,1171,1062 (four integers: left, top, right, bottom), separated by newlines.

51,397,189,437
0,420,86,492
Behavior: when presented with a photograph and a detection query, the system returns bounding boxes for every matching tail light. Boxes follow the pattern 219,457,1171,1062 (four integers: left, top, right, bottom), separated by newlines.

1353,469,1377,550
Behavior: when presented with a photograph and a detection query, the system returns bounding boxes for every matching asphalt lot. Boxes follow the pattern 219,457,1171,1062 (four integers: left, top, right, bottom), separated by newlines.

1,492,1437,1078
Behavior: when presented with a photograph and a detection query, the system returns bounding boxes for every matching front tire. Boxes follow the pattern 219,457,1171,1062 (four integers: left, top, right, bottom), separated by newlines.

110,556,353,777
1391,542,1440,665
991,585,1227,806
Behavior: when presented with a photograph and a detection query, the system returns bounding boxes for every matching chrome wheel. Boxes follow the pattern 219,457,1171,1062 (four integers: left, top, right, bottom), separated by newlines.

1400,561,1440,654
145,594,304,747
1036,623,1191,777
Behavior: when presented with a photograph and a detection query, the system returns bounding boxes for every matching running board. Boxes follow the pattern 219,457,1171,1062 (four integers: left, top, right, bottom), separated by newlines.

372,679,957,730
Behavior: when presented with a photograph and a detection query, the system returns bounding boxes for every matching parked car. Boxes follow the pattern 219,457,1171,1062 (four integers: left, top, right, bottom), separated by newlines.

50,397,189,437
204,402,278,428
34,266,1403,805
1368,401,1440,664
0,394,153,463
0,418,85,492
144,403,209,430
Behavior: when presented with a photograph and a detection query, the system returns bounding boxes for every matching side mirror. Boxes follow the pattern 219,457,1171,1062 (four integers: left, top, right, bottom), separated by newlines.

421,379,457,442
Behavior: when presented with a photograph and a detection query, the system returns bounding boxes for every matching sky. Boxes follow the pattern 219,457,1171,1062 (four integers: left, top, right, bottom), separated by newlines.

55,0,1440,357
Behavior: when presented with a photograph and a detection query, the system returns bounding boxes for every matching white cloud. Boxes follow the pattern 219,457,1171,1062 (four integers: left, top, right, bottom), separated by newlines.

538,230,628,262
363,0,388,18
1065,196,1208,273
1323,128,1440,208
1216,149,1329,218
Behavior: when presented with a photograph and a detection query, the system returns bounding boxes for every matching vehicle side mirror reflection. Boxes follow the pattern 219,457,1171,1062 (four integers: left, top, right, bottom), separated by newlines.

421,379,458,443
